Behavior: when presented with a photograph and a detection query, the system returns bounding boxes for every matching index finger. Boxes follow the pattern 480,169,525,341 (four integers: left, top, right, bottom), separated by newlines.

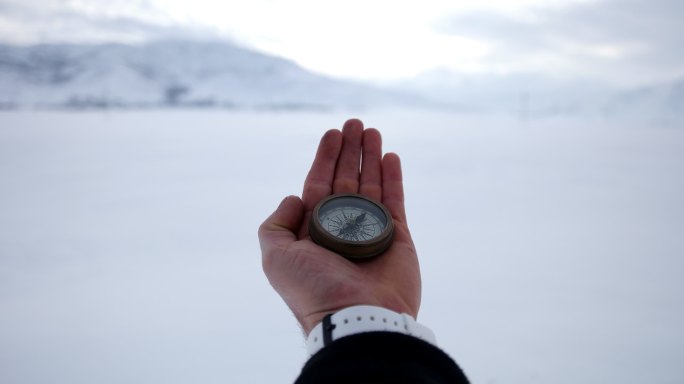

302,129,343,212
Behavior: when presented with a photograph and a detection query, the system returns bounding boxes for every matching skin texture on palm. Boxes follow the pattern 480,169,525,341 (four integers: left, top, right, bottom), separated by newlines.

258,119,421,334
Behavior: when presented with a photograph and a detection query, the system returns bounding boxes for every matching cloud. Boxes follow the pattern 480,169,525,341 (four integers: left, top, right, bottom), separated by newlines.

436,0,684,85
0,0,218,44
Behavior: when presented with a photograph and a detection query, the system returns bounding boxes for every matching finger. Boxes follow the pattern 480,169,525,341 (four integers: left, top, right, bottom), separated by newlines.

381,152,407,223
359,128,383,201
302,129,343,211
258,195,305,267
333,119,364,193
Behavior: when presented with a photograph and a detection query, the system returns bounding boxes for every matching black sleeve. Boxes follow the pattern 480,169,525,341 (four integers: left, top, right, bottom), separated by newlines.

295,332,470,384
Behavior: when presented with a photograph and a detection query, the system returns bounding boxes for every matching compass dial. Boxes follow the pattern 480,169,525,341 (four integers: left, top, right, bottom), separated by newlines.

309,194,394,259
320,204,385,241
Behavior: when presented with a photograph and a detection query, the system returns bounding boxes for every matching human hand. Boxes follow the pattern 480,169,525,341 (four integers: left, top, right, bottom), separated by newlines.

258,119,421,334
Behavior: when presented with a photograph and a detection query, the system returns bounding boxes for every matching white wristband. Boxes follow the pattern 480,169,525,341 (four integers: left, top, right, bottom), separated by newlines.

306,305,437,356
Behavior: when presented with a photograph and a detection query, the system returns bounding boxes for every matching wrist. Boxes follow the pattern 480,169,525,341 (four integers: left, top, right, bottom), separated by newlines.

305,305,437,356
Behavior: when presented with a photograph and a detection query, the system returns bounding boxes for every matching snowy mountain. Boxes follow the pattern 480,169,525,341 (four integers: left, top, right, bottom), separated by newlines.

0,40,420,110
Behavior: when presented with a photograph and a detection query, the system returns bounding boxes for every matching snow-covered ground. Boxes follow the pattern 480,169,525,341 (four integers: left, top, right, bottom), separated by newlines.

1,110,683,384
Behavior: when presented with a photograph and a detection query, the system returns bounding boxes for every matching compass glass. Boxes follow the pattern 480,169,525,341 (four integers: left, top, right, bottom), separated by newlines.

318,196,388,242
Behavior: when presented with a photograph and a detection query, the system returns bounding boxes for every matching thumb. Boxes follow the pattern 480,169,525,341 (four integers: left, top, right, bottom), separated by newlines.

258,195,304,257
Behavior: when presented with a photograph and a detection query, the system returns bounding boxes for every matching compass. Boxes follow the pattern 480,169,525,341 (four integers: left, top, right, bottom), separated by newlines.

309,193,394,259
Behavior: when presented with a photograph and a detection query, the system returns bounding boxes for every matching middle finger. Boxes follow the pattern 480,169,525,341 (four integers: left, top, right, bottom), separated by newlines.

333,119,364,193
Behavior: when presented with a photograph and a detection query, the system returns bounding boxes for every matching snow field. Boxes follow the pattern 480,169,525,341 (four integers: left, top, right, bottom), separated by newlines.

0,110,683,383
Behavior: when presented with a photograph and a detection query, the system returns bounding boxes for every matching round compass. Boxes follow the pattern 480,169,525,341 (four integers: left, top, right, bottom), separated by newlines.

309,193,394,259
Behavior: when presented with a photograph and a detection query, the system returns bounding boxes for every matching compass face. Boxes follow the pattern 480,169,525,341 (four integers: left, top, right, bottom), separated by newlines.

318,197,387,241
309,194,394,259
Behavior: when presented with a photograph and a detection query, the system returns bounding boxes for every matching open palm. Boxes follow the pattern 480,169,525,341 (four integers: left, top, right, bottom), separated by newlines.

258,119,421,334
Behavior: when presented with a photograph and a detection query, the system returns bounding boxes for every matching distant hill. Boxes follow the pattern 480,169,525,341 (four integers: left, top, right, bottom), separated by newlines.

0,40,420,110
1,40,682,120
391,69,684,120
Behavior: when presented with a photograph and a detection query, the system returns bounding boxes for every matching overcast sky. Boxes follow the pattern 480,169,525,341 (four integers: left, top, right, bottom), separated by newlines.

0,0,682,86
